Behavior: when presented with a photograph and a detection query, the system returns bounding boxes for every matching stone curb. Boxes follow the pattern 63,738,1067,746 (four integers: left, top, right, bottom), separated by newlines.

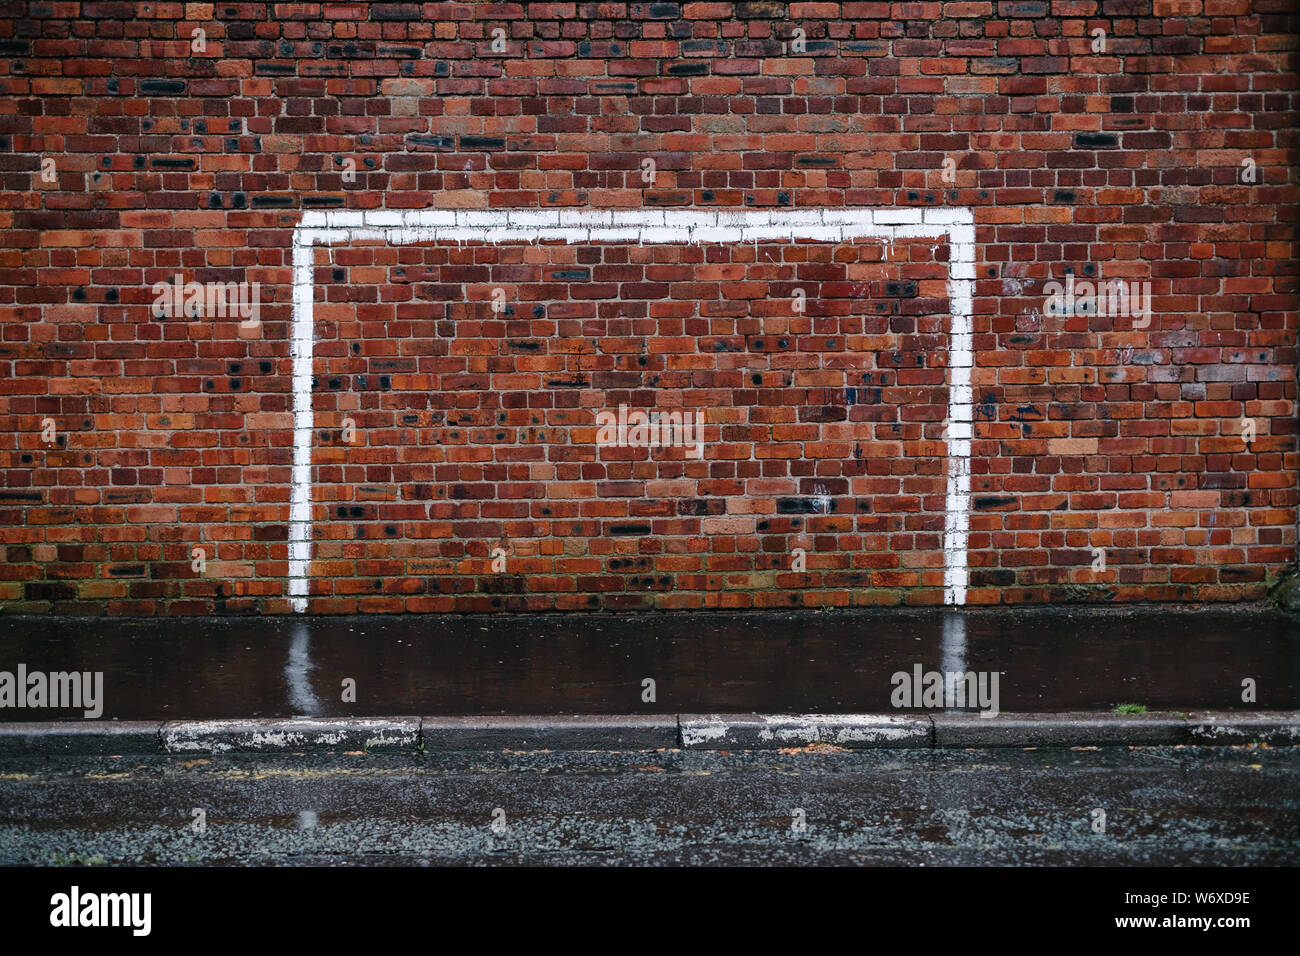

679,714,932,749
929,712,1300,748
931,714,1189,748
0,712,1297,754
159,718,421,754
0,721,164,756
1186,713,1300,746
420,715,676,751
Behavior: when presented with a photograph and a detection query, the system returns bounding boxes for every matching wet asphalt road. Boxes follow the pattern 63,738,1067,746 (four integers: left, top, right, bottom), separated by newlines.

2,744,1297,865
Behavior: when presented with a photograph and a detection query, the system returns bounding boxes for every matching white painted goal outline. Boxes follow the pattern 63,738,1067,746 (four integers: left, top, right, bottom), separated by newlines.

288,207,976,612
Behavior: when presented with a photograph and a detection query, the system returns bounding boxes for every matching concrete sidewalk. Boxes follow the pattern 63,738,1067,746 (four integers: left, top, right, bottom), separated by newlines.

4,605,1298,753
2,604,1299,719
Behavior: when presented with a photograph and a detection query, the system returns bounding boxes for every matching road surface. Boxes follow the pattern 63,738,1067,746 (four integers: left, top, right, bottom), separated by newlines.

2,743,1296,865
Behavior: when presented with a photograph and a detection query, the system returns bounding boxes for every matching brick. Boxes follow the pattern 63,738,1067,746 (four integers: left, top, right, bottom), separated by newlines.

0,1,1292,617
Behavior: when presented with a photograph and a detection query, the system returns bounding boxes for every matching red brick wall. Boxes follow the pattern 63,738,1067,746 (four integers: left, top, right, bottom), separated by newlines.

1,0,1297,615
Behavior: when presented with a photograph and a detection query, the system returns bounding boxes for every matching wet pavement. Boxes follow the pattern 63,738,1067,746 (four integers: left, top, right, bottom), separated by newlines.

1,605,1298,719
1,745,1296,865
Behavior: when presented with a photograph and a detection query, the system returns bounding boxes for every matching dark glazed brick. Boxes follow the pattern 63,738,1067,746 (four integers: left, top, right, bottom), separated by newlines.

138,79,186,94
1074,132,1119,148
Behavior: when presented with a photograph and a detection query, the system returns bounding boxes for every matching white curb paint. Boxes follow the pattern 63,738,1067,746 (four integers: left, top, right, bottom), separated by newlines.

754,713,931,745
679,719,731,747
161,717,421,753
288,207,976,612
677,713,933,748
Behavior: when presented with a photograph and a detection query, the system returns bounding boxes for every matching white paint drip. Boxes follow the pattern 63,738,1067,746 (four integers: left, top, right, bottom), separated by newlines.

286,621,322,715
289,207,976,610
941,612,967,680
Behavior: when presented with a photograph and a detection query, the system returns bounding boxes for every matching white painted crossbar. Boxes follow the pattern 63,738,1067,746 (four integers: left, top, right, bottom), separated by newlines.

288,207,976,611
